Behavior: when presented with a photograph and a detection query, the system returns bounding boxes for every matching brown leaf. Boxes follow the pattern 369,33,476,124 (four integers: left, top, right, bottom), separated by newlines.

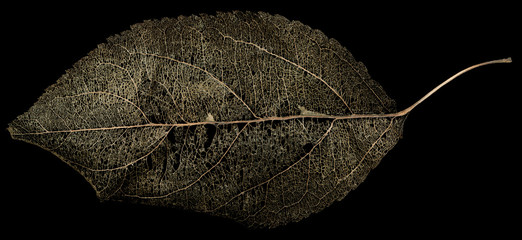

7,11,511,228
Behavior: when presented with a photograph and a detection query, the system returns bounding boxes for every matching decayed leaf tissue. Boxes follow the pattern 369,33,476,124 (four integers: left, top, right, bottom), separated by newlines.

7,11,510,228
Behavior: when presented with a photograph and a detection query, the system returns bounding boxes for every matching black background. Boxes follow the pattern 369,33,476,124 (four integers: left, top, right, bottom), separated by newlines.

2,1,518,238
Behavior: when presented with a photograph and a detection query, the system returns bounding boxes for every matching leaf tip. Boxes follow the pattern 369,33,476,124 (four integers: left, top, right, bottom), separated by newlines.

6,125,18,140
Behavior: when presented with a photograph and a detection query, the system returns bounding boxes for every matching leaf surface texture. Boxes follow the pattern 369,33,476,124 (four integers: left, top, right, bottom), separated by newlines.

9,11,405,228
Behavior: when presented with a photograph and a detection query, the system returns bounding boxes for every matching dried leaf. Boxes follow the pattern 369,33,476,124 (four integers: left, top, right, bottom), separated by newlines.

7,11,511,228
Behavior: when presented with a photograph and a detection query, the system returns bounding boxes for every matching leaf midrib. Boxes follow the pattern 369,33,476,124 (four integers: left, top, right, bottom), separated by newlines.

12,112,406,136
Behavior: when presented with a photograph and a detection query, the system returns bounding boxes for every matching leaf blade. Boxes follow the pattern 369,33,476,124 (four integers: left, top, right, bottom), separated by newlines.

9,11,403,228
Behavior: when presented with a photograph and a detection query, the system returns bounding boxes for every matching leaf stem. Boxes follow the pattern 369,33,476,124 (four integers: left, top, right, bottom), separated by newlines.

395,57,512,116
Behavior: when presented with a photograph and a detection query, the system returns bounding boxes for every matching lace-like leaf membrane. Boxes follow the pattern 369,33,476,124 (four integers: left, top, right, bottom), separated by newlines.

8,11,510,228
